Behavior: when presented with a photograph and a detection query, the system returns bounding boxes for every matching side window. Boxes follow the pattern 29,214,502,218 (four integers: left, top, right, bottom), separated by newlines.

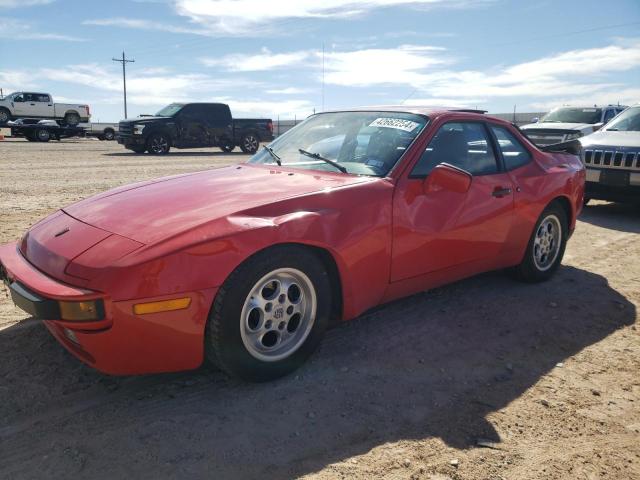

204,104,232,127
411,122,498,177
13,94,24,102
490,125,531,171
23,93,35,102
36,94,51,103
603,109,616,123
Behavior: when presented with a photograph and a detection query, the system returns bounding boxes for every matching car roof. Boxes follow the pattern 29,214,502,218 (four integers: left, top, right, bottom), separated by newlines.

319,105,514,125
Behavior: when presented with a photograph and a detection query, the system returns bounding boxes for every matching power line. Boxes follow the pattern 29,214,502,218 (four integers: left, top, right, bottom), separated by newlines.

112,51,135,119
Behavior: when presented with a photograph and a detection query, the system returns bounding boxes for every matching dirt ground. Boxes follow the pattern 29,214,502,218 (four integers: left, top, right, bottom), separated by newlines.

0,137,638,480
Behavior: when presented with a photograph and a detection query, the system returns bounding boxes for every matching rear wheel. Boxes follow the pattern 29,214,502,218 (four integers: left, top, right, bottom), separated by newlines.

103,129,115,141
513,202,567,282
205,246,331,382
239,132,259,154
64,113,80,126
147,133,170,154
35,128,51,142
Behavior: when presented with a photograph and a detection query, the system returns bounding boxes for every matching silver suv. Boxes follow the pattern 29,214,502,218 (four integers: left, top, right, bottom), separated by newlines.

522,105,627,146
580,105,640,204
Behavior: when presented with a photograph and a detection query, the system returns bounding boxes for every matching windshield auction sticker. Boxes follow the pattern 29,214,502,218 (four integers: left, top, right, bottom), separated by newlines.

369,118,420,132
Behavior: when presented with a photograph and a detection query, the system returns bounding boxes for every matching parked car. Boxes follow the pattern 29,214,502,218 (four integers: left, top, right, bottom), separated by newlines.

580,104,640,204
81,122,118,141
0,92,90,126
0,107,585,380
116,102,273,154
522,105,627,146
8,119,85,142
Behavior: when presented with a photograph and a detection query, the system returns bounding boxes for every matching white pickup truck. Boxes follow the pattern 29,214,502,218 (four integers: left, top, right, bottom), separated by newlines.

0,91,90,126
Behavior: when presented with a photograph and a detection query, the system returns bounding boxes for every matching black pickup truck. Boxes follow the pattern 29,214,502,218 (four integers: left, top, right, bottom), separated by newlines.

117,102,274,154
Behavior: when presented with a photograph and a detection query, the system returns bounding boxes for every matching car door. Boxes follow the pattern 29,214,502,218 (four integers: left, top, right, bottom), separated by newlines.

203,104,233,146
176,104,208,147
34,93,54,117
11,93,28,117
391,120,515,281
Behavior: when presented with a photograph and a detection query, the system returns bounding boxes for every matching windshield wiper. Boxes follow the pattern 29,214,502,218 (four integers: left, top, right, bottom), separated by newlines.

298,149,348,173
263,145,281,166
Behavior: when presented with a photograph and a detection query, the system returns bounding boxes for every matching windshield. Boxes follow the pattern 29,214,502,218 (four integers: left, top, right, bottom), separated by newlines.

541,107,602,124
604,106,640,132
248,111,427,176
155,103,184,117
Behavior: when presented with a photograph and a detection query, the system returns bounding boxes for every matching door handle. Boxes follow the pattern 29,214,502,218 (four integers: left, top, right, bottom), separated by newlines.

492,187,512,198
30,103,36,106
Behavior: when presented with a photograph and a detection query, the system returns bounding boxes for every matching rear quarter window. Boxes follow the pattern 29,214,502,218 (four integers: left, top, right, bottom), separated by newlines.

490,125,532,171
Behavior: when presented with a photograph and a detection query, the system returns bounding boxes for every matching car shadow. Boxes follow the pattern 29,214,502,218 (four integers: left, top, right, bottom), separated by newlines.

580,201,640,233
102,151,250,158
0,266,634,478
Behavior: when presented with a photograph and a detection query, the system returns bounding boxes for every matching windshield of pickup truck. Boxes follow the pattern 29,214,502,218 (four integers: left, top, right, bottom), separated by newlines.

248,111,427,176
541,107,602,124
155,103,184,117
604,106,640,131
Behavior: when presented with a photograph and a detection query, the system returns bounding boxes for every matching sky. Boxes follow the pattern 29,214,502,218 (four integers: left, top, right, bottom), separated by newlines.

0,0,639,122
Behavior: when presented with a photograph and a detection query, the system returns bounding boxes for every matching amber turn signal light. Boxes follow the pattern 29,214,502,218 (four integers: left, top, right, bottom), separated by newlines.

133,297,192,315
59,300,104,321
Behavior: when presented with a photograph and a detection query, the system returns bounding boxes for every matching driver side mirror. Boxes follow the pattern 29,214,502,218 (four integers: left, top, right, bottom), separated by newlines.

592,122,604,131
423,163,472,195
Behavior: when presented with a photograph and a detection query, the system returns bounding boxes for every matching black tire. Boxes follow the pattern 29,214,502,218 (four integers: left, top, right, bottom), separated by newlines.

64,113,80,126
147,132,171,154
239,132,259,154
35,128,51,142
103,129,115,141
0,108,10,125
513,201,568,283
220,141,235,153
205,245,331,382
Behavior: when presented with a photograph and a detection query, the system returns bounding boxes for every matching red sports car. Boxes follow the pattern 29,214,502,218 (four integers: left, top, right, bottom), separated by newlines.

0,107,585,381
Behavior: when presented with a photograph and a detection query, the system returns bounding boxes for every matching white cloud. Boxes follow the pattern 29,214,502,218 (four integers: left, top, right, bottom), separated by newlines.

200,48,311,71
0,17,84,41
82,17,208,36
172,0,488,35
0,0,53,7
266,87,309,95
323,45,448,86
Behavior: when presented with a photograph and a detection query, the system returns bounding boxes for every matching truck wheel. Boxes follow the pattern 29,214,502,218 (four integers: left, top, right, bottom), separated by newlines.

64,113,81,126
240,133,259,154
220,141,235,153
147,133,171,154
103,129,115,141
0,108,9,124
35,128,51,142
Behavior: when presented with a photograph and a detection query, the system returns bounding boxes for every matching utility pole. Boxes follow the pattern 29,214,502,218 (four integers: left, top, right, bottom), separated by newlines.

112,51,135,119
321,42,325,112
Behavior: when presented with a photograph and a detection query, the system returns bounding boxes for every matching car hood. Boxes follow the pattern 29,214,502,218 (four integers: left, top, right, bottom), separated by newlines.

580,130,640,149
119,116,170,124
64,165,373,244
522,122,594,132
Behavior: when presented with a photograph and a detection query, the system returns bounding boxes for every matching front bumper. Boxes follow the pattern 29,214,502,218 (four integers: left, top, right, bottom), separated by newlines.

0,242,217,375
585,167,640,203
117,134,145,147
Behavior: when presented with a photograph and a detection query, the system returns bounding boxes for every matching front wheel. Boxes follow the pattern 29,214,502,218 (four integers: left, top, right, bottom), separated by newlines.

513,202,568,283
0,108,10,124
147,133,171,154
239,133,259,154
205,246,331,382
